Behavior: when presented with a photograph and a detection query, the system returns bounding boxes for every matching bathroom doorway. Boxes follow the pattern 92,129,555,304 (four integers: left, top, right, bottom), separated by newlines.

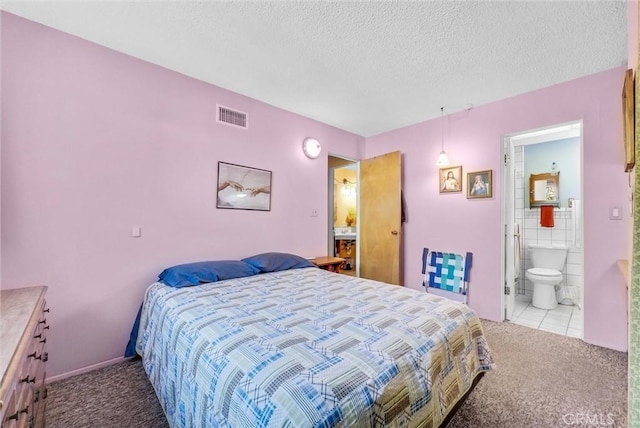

328,156,359,276
501,121,584,339
327,151,402,283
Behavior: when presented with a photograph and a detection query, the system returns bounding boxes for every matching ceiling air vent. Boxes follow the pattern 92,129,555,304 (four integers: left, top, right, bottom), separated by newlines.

217,105,248,129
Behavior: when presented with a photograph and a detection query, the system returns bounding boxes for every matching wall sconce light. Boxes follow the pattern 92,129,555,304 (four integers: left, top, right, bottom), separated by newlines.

302,137,322,159
435,107,450,166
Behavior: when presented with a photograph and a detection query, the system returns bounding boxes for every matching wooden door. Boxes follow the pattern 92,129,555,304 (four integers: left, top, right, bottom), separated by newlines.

359,151,402,285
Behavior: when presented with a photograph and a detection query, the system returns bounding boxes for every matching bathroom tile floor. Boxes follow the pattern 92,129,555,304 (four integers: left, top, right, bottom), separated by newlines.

510,294,582,338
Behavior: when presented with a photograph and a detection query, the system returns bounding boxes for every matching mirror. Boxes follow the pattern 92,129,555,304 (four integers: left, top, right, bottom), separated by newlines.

529,172,560,207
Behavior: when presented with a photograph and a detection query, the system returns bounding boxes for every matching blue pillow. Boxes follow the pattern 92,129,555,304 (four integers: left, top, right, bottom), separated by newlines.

241,252,314,273
158,260,260,288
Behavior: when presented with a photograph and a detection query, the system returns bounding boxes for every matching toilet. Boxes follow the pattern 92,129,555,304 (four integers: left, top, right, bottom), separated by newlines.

525,244,568,310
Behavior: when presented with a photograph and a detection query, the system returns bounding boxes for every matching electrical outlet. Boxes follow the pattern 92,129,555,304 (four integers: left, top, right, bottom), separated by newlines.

311,210,318,217
609,206,622,220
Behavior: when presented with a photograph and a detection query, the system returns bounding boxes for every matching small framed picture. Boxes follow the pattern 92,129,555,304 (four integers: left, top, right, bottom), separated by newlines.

439,165,462,193
467,169,492,199
217,162,272,211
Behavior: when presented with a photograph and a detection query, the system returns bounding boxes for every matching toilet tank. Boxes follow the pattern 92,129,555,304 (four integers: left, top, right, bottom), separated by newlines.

528,244,568,270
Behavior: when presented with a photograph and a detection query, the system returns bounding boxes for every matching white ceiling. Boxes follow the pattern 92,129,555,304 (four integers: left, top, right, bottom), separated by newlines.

1,1,628,137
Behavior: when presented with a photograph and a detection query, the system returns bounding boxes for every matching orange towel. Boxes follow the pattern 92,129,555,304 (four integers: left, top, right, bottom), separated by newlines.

540,205,554,228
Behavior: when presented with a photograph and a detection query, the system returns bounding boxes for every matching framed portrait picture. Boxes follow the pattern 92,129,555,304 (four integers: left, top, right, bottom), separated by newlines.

467,169,493,199
439,165,462,193
217,162,272,211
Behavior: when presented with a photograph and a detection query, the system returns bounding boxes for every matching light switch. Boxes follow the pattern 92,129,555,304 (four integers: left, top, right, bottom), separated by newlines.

609,207,622,220
131,226,142,237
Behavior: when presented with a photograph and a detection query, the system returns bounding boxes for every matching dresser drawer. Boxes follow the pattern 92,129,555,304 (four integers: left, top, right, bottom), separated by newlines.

0,287,48,428
1,387,30,428
1,391,18,428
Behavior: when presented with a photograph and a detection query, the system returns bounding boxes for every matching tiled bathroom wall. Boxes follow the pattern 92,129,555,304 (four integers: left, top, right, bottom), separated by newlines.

513,146,583,304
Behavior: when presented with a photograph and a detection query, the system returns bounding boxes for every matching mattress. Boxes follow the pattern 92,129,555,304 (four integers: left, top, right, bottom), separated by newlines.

136,267,494,427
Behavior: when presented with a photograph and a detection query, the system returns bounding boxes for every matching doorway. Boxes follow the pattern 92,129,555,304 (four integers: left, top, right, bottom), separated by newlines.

328,151,403,285
501,121,584,339
329,156,359,276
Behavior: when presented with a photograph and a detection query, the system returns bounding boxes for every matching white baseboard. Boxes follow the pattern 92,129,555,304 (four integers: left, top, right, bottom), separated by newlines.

46,356,133,384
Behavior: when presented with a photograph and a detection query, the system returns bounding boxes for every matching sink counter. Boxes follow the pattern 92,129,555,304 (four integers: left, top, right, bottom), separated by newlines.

335,234,357,240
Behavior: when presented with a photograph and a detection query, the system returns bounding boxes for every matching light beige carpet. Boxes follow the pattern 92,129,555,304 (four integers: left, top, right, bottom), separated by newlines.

448,321,627,427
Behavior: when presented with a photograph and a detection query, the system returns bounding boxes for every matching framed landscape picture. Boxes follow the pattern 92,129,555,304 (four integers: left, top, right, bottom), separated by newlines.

467,169,492,199
217,162,272,211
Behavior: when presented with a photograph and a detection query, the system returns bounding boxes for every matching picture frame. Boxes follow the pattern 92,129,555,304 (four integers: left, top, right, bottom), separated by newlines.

467,169,493,199
622,68,635,172
439,165,462,193
216,161,272,211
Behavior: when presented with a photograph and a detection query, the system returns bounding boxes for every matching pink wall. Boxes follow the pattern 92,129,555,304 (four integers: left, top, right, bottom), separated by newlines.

366,67,630,351
629,0,638,72
0,12,363,377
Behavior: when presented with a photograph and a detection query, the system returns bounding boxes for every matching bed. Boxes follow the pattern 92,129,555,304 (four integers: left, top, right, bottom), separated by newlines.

133,256,494,428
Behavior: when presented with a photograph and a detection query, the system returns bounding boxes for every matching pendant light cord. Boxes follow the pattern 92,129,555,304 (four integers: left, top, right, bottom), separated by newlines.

440,107,444,151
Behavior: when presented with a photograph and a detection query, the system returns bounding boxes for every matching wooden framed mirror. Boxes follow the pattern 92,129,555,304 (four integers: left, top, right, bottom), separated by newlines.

529,172,560,207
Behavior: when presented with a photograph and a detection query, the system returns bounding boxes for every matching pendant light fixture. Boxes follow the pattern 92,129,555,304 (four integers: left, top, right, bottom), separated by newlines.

340,178,356,198
435,107,450,166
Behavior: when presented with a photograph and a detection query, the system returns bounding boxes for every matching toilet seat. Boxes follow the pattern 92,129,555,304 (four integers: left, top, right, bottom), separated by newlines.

527,267,561,277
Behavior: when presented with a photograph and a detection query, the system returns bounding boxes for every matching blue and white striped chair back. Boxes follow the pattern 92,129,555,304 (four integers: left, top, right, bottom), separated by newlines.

421,247,473,304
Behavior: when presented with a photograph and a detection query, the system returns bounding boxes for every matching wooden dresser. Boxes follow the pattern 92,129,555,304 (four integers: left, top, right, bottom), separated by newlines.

0,286,49,428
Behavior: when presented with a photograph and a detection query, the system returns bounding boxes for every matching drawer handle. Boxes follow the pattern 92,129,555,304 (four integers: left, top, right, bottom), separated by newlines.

43,325,50,330
38,319,47,324
6,406,28,421
27,351,47,361
27,352,48,362
20,375,36,384
34,387,48,401
43,308,50,313
34,333,42,339
40,337,47,344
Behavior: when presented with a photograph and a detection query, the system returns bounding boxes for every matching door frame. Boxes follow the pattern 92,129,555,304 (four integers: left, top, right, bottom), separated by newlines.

328,154,360,273
501,136,516,320
500,120,584,323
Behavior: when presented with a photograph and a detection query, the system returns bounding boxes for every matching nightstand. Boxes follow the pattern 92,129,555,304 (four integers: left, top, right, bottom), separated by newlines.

310,257,346,273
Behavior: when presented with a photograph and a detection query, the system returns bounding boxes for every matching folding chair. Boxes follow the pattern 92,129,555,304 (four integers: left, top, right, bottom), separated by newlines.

421,247,473,304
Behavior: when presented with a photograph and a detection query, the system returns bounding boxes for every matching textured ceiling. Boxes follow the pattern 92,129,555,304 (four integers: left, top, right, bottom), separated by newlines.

1,1,628,137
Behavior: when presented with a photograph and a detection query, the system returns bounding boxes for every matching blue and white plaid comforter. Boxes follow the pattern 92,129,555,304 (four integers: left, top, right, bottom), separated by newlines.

136,267,494,427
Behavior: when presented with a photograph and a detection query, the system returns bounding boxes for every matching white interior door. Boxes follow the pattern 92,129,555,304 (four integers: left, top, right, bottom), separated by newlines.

503,138,516,320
